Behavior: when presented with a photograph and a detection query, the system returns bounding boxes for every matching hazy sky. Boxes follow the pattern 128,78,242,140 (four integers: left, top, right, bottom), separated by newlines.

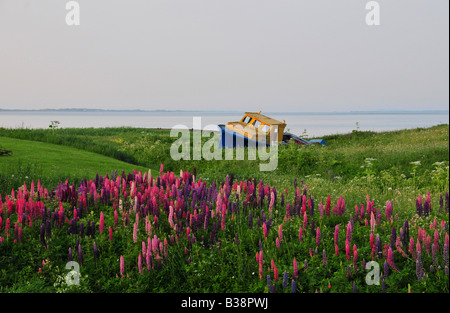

0,0,448,112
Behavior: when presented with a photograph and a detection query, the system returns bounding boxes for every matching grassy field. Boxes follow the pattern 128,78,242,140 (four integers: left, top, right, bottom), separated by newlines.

0,124,448,293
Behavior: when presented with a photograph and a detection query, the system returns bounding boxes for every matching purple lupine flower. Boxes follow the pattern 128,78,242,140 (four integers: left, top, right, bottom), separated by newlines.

384,260,389,279
322,249,327,268
248,211,253,229
40,224,46,247
68,247,73,261
266,275,271,291
352,282,357,293
282,271,288,289
78,244,83,266
390,226,396,251
382,278,386,293
93,242,99,261
432,244,438,266
444,244,448,267
291,280,296,293
416,251,424,282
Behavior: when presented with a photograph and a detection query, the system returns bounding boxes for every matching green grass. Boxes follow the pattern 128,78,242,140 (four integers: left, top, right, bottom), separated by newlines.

0,136,150,194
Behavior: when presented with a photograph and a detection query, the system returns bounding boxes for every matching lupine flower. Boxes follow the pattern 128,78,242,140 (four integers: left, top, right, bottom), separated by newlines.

133,222,138,243
263,222,268,240
275,237,280,249
370,212,376,233
68,247,73,261
322,249,327,268
109,227,113,241
387,247,399,272
274,265,279,283
282,271,288,289
291,280,296,293
334,225,339,245
335,243,339,257
120,255,125,278
78,244,83,266
278,224,283,242
99,211,105,233
385,201,393,222
303,212,307,229
90,242,98,263
316,227,321,247
293,258,298,279
298,227,303,243
384,260,389,279
266,275,271,291
444,244,448,267
345,239,351,261
416,251,424,282
304,259,309,271
138,254,143,274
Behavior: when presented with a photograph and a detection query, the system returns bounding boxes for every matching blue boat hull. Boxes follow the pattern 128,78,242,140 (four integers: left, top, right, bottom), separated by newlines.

218,124,270,148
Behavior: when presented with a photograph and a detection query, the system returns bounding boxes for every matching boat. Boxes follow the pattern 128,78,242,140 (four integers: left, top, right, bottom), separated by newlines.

218,111,326,148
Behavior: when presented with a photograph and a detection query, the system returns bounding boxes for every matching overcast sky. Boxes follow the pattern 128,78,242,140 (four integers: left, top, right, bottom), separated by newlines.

0,0,448,112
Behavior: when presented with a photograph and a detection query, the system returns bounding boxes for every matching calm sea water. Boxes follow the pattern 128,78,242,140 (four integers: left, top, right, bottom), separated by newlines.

0,111,448,138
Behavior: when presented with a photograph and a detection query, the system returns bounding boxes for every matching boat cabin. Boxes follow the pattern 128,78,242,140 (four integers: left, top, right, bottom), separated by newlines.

225,111,287,143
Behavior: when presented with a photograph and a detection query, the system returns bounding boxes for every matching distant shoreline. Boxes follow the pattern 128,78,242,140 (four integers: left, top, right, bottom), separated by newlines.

0,108,448,115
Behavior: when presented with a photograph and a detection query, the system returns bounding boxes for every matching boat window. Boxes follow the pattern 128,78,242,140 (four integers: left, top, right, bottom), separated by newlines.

252,119,262,128
242,116,252,124
261,124,270,133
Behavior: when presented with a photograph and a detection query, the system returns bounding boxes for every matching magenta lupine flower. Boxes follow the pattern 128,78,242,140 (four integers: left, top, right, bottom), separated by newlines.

409,237,416,259
335,243,339,256
370,212,376,233
263,222,268,240
293,257,298,279
334,225,339,245
434,230,439,252
109,227,113,241
133,222,138,243
278,224,283,242
345,239,351,261
18,226,22,243
276,237,280,249
99,212,105,234
138,254,143,274
316,227,321,247
120,255,125,278
346,221,352,243
274,265,279,283
298,227,303,243
387,247,399,272
259,261,263,280
114,210,118,229
303,212,307,230
385,201,393,222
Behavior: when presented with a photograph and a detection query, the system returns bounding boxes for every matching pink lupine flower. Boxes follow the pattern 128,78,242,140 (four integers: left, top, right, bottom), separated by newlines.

293,258,298,279
138,254,143,274
409,237,416,259
278,224,283,242
433,230,439,252
168,206,175,229
133,222,138,243
334,225,339,245
316,227,321,247
370,212,376,233
99,212,105,233
425,235,431,254
385,201,393,222
346,221,352,243
274,265,279,283
114,210,118,229
120,255,125,278
303,212,307,229
353,245,358,263
335,243,339,256
345,239,351,261
263,222,268,240
387,247,399,272
298,227,303,243
370,233,375,250
276,237,281,249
